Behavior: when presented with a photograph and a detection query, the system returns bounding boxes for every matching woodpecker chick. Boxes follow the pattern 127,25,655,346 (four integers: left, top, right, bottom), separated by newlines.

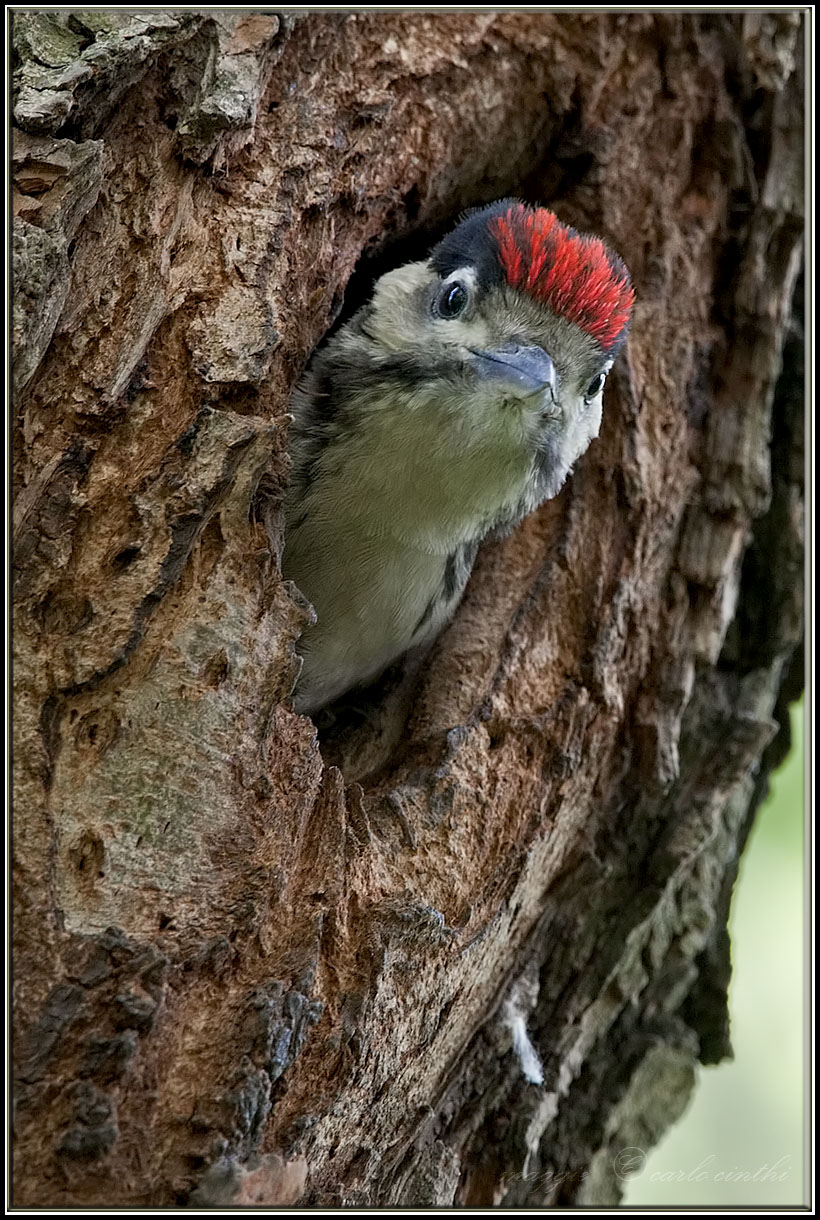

284,199,634,715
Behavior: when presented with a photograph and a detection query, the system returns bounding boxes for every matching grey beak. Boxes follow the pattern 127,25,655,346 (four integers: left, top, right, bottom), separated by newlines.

469,344,557,396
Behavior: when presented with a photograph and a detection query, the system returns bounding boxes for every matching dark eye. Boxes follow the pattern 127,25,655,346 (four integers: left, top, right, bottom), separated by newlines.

436,280,469,319
585,373,605,399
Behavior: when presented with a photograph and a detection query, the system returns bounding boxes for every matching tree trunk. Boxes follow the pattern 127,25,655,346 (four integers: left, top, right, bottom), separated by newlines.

12,11,804,1208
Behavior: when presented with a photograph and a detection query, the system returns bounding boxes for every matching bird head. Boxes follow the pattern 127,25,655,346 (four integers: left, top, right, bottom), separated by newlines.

344,199,634,519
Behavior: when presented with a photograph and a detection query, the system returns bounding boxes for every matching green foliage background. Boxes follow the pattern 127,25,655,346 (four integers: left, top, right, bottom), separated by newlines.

625,701,806,1206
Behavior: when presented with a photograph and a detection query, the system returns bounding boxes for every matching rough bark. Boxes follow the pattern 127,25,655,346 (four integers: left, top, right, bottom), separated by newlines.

12,11,804,1208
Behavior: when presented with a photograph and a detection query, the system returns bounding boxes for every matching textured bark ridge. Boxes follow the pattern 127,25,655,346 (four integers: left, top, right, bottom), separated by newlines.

12,11,804,1207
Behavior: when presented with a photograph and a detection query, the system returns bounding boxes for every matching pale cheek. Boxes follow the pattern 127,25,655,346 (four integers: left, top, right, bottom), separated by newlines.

586,397,603,440
432,315,492,350
377,300,426,350
564,397,603,466
369,264,434,349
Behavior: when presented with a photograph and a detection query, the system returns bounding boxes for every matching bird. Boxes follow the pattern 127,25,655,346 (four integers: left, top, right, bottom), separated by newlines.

282,198,634,715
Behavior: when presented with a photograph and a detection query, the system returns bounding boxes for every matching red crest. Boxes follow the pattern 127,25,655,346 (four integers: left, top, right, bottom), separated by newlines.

490,204,634,351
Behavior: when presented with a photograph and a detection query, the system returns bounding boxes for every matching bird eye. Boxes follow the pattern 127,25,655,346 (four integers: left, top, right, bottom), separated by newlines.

435,280,469,319
585,373,605,399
